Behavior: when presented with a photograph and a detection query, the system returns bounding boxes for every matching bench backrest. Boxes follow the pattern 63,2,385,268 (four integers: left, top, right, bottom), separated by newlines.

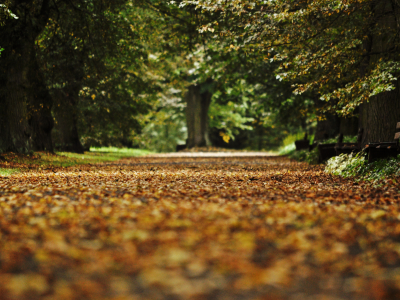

336,128,363,146
357,128,363,144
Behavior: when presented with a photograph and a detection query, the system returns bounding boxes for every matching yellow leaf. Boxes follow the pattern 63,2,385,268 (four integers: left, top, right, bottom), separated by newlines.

371,210,386,219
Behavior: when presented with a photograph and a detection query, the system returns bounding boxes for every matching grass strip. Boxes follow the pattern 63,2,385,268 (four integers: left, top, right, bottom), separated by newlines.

0,148,153,175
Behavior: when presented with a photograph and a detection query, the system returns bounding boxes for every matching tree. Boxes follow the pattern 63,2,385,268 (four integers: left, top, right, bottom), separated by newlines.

0,0,54,153
0,0,150,152
182,0,400,145
37,0,151,151
185,82,212,147
137,0,235,149
150,1,317,149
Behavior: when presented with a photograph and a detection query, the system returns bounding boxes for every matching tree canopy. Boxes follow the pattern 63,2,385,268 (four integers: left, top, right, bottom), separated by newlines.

181,0,400,114
1,0,400,154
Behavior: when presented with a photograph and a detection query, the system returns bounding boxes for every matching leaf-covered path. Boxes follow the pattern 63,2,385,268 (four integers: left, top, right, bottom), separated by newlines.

1,154,400,300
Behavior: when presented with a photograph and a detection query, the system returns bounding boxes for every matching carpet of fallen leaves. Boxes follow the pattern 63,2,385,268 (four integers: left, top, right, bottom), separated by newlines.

1,155,400,300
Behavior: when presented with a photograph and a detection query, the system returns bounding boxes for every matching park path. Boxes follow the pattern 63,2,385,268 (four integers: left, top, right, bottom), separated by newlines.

0,154,400,300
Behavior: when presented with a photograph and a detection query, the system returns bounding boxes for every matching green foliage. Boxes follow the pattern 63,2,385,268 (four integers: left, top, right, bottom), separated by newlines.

108,2,196,152
288,147,319,165
38,1,155,148
279,143,296,155
325,153,400,182
0,3,17,26
112,1,318,152
0,3,18,57
209,101,253,142
343,135,358,143
325,153,366,178
209,80,255,143
180,0,400,118
281,132,311,148
134,107,187,152
146,1,316,151
317,135,357,144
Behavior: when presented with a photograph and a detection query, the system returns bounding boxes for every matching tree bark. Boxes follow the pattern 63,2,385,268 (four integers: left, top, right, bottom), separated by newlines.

339,114,359,137
185,84,212,148
28,48,54,152
360,80,400,144
0,38,32,153
49,51,85,153
360,0,400,145
0,0,53,154
52,89,84,153
314,112,341,141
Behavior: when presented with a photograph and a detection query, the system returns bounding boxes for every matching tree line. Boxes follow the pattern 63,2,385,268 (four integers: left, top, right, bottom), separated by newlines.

1,0,398,154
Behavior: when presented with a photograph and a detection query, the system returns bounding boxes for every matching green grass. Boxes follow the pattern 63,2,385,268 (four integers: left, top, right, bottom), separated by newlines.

58,148,153,163
285,147,319,164
0,168,20,176
91,147,153,156
279,143,296,155
0,148,153,176
281,132,308,148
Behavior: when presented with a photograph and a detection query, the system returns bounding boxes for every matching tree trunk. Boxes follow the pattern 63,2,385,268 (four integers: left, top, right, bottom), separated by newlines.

360,81,400,145
360,0,400,145
0,0,52,154
0,87,10,152
52,89,84,153
28,48,54,152
0,40,32,153
186,84,212,148
50,57,85,153
258,124,263,150
314,112,341,141
339,114,359,137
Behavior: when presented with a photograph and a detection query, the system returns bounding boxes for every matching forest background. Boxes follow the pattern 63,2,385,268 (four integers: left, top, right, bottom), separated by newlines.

1,0,399,154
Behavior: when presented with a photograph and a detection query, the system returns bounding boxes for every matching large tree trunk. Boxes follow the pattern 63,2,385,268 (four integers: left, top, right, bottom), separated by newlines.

50,56,85,153
360,81,400,145
0,39,32,153
28,48,54,152
0,0,52,154
185,84,212,148
360,0,400,145
53,89,84,153
0,86,11,152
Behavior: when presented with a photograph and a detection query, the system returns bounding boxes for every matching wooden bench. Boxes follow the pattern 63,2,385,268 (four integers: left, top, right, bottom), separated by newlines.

365,123,400,163
335,128,364,156
294,133,310,151
309,142,317,151
176,144,186,152
317,133,350,163
318,140,338,163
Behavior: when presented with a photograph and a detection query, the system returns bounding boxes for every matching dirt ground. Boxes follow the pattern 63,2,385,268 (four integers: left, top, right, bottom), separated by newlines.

0,154,400,300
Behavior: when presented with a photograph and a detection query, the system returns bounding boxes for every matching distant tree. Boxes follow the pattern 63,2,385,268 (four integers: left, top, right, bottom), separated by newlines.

137,0,219,148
